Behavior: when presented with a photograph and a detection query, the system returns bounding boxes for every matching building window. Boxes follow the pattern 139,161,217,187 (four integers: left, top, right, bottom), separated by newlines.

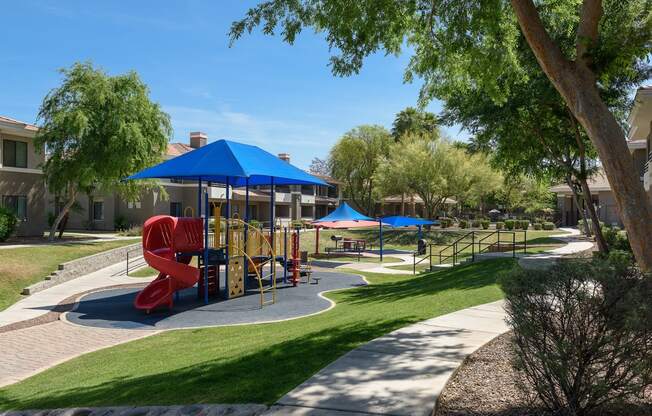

3,195,27,220
2,140,28,168
92,201,104,221
170,202,182,217
127,200,142,209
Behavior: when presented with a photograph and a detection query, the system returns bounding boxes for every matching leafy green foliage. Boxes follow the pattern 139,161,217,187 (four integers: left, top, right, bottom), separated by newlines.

543,222,555,230
505,219,515,230
0,207,18,242
329,125,392,215
481,220,490,230
36,62,171,199
459,219,468,229
495,221,504,230
391,107,439,141
501,259,652,415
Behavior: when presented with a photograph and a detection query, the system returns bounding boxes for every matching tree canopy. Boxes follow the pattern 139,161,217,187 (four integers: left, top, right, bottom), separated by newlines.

329,125,392,215
391,107,439,141
36,62,172,239
231,0,652,269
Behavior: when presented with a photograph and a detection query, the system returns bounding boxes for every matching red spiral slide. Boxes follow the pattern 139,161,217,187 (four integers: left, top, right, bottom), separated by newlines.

134,215,204,313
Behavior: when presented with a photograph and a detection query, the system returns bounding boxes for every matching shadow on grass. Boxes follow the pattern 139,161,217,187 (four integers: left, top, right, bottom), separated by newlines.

343,259,515,305
0,318,414,410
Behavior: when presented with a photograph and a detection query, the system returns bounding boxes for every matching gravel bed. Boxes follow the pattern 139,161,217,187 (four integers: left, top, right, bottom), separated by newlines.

435,332,652,416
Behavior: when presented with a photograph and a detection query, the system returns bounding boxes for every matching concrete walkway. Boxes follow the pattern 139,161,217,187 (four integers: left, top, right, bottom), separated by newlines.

267,300,508,416
0,259,151,328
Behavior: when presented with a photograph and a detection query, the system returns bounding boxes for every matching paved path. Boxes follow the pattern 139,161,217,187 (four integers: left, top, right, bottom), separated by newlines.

0,259,151,328
268,300,508,416
0,321,157,388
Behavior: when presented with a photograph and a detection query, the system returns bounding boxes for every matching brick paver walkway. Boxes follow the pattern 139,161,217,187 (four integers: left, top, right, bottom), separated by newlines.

0,321,157,387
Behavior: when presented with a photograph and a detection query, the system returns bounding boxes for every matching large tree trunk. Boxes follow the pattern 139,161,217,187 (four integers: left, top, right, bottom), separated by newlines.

511,0,652,270
49,185,77,242
578,177,609,253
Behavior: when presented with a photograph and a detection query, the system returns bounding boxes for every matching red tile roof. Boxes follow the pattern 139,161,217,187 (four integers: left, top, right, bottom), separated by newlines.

166,142,194,156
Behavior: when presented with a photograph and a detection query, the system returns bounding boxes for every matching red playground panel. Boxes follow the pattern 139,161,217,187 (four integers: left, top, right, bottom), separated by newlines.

134,215,203,313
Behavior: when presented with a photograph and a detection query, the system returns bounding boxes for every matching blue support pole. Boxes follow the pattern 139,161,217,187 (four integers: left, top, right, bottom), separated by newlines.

244,178,249,289
203,189,209,304
379,219,383,262
270,178,275,278
225,178,230,299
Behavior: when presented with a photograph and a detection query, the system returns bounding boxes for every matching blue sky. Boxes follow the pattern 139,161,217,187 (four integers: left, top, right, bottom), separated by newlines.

1,0,467,168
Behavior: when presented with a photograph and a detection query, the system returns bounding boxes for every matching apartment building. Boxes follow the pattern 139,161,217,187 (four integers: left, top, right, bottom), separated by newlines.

63,132,342,230
552,86,652,226
0,116,47,236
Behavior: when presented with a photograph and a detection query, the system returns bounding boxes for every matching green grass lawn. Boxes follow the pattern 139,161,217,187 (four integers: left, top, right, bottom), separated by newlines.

128,266,158,278
310,255,403,264
0,239,140,311
302,228,567,253
0,258,515,410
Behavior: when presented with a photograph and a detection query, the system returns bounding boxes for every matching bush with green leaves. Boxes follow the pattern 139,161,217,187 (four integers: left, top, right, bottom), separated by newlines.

114,215,129,232
118,226,142,236
602,226,631,252
543,222,555,230
520,220,530,230
500,258,652,415
495,221,504,230
439,218,452,228
471,220,481,228
0,207,18,242
481,220,490,230
459,219,468,229
533,223,542,231
505,219,515,230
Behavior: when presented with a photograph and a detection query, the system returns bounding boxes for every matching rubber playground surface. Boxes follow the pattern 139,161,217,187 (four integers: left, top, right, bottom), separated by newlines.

65,271,366,330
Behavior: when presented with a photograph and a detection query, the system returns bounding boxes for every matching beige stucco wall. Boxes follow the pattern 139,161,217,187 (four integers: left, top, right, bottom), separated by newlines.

0,170,47,236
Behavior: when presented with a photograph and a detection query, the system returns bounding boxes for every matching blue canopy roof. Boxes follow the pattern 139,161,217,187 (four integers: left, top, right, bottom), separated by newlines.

381,216,436,227
127,139,327,187
313,202,373,222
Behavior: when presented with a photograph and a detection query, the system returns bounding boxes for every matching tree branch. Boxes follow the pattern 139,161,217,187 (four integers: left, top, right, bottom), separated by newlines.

576,0,602,69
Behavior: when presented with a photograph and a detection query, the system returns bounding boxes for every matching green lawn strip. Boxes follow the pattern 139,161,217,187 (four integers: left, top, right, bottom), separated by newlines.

310,255,403,264
0,258,515,410
128,266,158,278
301,228,567,253
0,239,141,311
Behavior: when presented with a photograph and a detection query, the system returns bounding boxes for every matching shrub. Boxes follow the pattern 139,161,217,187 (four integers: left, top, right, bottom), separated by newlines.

118,225,142,236
533,223,542,231
542,222,555,230
114,215,129,231
471,220,481,228
481,220,490,230
602,226,631,252
520,220,530,230
439,218,452,228
505,219,515,230
500,259,652,415
459,219,468,229
0,207,18,242
495,221,504,230
291,220,303,230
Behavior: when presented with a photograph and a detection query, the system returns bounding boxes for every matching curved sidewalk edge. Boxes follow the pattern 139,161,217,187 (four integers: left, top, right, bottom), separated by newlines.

268,300,508,416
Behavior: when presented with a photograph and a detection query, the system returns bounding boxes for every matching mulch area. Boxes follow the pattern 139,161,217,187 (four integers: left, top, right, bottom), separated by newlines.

435,332,652,416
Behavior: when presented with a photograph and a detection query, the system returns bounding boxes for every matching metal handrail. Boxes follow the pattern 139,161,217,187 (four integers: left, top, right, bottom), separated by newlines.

432,229,528,267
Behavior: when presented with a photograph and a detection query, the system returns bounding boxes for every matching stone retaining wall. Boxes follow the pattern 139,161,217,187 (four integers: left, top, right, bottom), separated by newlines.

22,243,141,295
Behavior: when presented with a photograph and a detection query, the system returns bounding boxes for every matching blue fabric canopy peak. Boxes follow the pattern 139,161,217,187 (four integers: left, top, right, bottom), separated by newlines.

126,139,327,187
313,202,373,222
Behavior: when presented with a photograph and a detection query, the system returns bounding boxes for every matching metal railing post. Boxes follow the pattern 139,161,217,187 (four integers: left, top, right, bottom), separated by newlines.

471,231,475,262
413,252,416,275
524,230,527,254
512,232,516,258
497,230,500,252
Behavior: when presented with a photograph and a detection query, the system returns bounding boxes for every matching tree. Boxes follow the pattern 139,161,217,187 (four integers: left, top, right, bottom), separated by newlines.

377,135,467,219
231,0,652,270
36,62,172,241
442,50,610,251
392,107,439,141
308,157,330,176
328,125,391,215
